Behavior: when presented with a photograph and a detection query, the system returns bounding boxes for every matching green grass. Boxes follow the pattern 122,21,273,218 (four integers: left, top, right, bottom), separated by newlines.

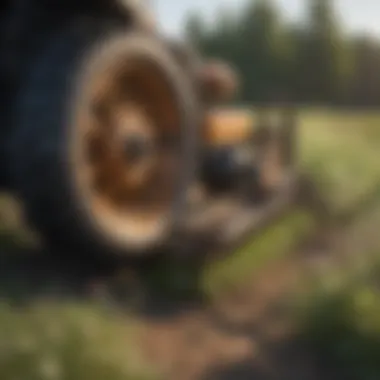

201,210,315,298
0,109,380,380
198,109,380,297
0,302,159,380
0,110,380,380
299,110,380,212
128,109,380,301
295,250,380,380
140,211,315,300
292,197,380,380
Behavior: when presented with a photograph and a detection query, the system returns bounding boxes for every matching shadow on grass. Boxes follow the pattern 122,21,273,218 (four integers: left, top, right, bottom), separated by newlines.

296,287,380,380
200,338,338,380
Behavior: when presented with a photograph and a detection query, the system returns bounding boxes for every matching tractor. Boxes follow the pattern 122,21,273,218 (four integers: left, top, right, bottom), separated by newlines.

0,0,299,260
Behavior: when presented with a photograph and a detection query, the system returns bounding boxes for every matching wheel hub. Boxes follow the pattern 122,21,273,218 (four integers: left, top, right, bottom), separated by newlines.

122,134,154,164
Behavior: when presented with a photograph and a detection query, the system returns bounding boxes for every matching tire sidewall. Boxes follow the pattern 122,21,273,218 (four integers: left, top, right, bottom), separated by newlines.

9,21,201,258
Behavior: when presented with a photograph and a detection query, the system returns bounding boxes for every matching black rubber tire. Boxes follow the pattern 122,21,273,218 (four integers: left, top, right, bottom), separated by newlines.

8,21,200,260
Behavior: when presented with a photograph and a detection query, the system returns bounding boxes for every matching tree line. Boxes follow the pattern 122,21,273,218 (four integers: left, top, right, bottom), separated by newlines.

184,0,380,107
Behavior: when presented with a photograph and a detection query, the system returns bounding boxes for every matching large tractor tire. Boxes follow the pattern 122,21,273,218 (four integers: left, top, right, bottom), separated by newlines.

8,22,199,260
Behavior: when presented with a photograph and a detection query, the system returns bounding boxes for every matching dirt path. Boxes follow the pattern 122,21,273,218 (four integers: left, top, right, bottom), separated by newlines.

138,205,380,380
1,197,380,380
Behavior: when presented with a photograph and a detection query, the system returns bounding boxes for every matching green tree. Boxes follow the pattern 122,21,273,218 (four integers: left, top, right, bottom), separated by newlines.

236,0,290,102
350,36,380,106
182,0,379,106
301,0,352,103
184,11,206,51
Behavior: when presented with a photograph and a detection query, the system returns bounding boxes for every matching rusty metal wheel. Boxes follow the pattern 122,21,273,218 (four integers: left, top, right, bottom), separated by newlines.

9,24,199,259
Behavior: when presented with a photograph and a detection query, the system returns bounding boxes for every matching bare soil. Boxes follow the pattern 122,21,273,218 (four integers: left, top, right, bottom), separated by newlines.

1,198,380,380
137,205,380,380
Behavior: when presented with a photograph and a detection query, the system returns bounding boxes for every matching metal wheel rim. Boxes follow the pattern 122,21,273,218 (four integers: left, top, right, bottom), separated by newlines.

72,50,184,249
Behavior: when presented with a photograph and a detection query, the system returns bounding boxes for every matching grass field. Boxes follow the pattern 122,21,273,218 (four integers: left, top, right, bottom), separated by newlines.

295,208,380,380
200,109,380,298
300,109,380,211
0,108,380,380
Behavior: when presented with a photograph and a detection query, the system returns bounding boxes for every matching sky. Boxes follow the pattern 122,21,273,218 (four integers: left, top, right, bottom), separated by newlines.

153,0,380,38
